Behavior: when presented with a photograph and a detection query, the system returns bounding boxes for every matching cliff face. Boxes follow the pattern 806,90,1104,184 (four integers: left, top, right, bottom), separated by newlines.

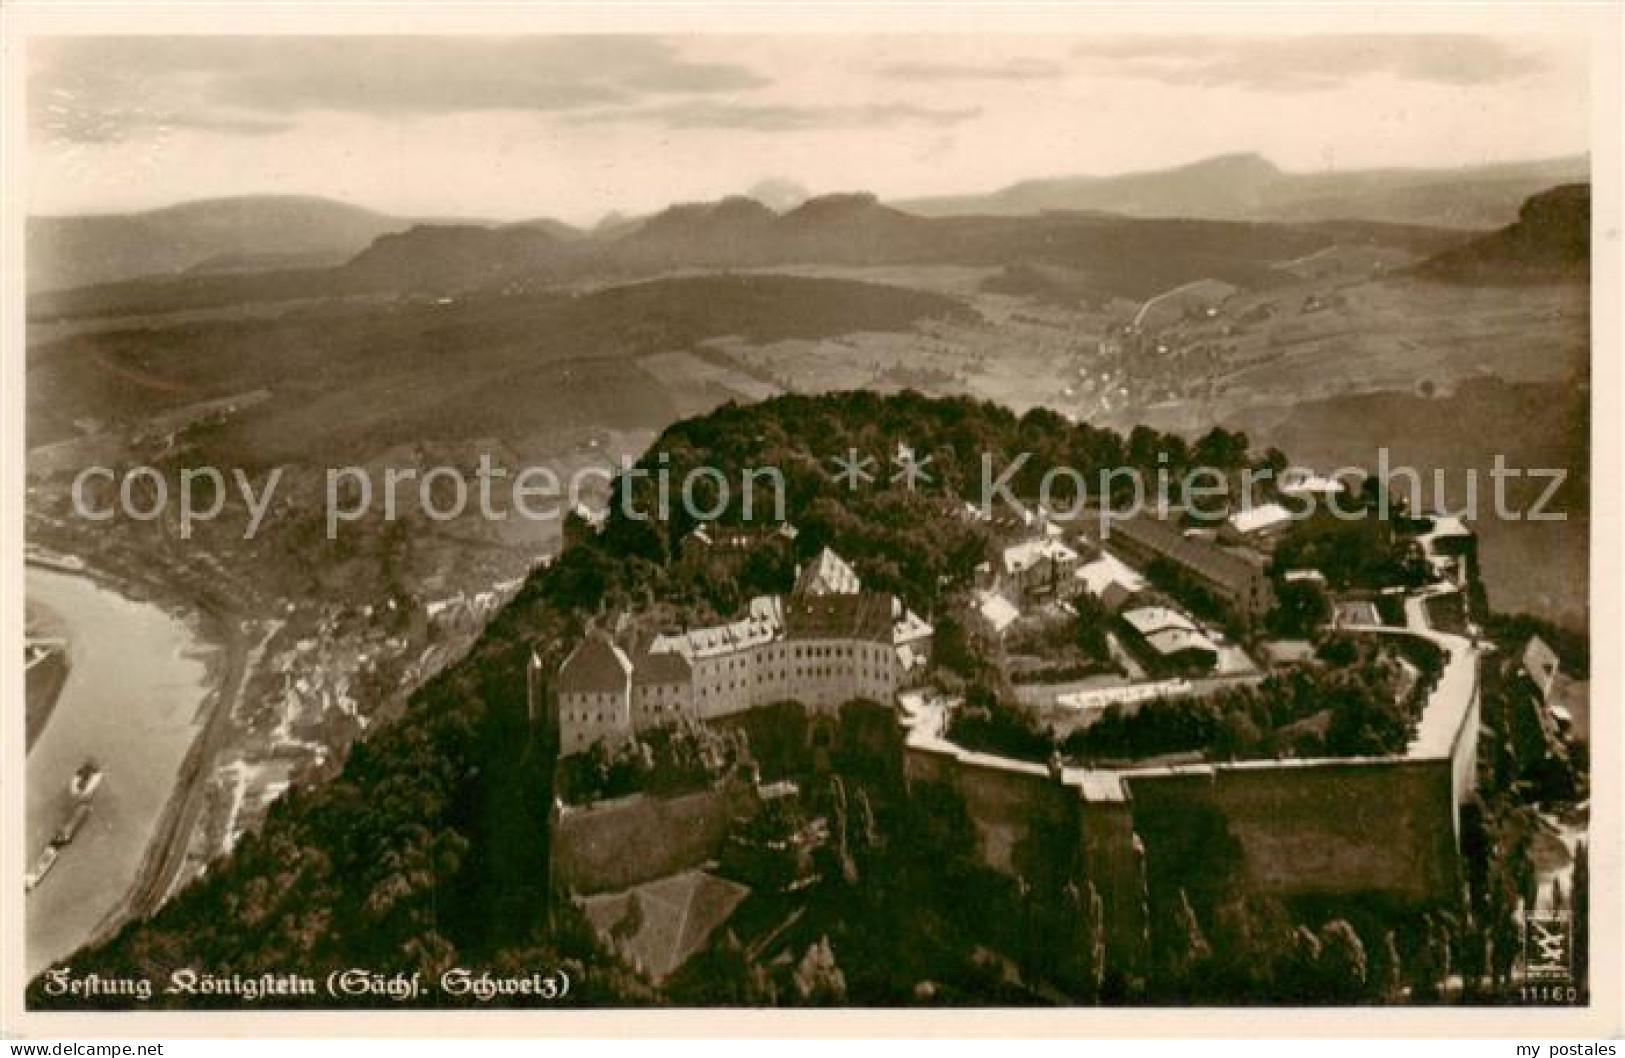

1416,184,1590,284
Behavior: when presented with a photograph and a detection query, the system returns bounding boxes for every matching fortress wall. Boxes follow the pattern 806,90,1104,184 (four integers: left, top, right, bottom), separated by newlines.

1125,759,1461,903
903,743,1078,884
1449,675,1482,836
905,737,1464,917
1077,800,1149,972
551,779,758,895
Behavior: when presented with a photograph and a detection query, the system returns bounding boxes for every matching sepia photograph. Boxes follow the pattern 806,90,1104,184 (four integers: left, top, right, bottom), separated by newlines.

1,3,1619,1042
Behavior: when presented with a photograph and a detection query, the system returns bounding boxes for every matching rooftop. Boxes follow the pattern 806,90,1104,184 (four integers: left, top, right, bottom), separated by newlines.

629,648,692,687
1075,552,1147,598
559,635,633,695
784,592,895,643
1002,537,1079,576
975,589,1020,635
1121,606,1198,637
650,596,783,660
1055,678,1193,712
1279,469,1347,496
579,870,749,983
1521,634,1562,702
1142,626,1219,658
1227,502,1295,536
892,602,933,645
1107,515,1265,597
795,547,861,596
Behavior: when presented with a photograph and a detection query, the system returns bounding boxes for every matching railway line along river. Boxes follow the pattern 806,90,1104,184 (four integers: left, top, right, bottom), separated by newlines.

24,564,214,979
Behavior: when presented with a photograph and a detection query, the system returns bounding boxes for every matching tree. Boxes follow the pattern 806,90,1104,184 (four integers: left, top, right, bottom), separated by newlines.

1317,920,1368,1001
1410,914,1449,1002
793,937,848,1003
1458,924,1490,1001
610,891,645,944
1573,841,1590,988
1193,426,1249,471
1287,925,1323,1001
1056,881,1107,1001
1431,916,1455,999
1325,679,1411,757
932,613,982,679
1252,446,1290,494
1490,899,1520,991
698,930,755,1004
1372,930,1404,1002
1268,579,1331,638
1161,889,1211,994
853,788,881,853
1073,592,1113,662
1213,711,1264,761
828,775,859,885
1081,880,1107,1000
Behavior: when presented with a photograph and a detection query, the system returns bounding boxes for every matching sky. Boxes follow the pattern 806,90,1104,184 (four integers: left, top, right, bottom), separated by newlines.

26,33,1591,224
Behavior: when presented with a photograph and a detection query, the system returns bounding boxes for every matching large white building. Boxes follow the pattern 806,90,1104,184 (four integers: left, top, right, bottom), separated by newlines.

554,549,933,757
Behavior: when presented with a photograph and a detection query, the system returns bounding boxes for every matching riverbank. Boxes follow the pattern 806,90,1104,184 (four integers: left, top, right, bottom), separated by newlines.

24,597,71,750
25,647,69,753
24,553,259,972
114,605,262,928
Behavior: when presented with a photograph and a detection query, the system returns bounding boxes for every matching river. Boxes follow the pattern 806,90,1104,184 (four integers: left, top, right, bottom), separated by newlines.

24,565,213,978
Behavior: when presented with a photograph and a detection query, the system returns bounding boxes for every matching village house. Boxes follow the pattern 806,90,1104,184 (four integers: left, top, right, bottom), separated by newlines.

972,588,1021,646
999,537,1082,604
1278,468,1348,501
1415,513,1478,585
678,521,798,564
1117,605,1219,674
1073,551,1147,613
1220,501,1295,548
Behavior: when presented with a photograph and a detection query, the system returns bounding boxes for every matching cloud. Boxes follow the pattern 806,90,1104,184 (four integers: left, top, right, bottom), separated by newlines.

43,107,297,144
876,58,1065,82
1071,34,1547,92
29,36,770,142
572,99,981,131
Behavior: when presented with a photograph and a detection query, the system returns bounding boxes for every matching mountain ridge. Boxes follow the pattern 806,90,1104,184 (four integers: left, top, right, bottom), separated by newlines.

26,195,481,294
30,153,1586,293
1415,183,1589,284
897,153,1590,230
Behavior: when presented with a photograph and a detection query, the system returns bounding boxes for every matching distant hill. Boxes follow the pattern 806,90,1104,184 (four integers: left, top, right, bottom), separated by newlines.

342,223,567,290
30,195,1470,321
504,217,586,241
745,178,811,212
181,249,353,275
1414,184,1590,284
27,273,975,460
26,196,447,293
775,192,926,258
623,196,781,263
899,153,1590,230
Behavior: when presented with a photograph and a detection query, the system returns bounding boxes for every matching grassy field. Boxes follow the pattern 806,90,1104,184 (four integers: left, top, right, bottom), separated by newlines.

27,257,1588,628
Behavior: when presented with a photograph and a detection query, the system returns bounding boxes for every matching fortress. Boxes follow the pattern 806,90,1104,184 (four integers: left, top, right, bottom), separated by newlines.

544,518,1484,979
551,547,934,757
897,616,1482,969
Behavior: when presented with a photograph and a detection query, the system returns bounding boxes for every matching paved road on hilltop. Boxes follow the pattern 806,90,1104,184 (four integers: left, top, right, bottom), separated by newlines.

1342,585,1482,760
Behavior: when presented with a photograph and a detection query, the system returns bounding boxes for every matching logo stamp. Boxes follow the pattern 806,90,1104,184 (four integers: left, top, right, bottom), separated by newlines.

1524,910,1574,982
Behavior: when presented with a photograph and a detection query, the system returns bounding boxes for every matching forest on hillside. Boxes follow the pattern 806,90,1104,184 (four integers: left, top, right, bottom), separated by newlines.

28,391,1584,1008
